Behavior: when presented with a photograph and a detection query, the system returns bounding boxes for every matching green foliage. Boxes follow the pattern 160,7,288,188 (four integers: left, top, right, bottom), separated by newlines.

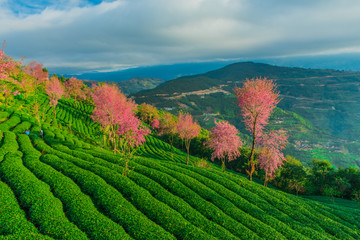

0,86,359,240
0,131,18,162
0,180,39,236
0,233,54,240
0,114,21,132
0,151,87,240
18,135,128,240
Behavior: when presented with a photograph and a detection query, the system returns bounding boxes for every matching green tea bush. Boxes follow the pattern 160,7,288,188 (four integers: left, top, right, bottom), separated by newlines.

38,150,175,240
0,111,10,123
0,233,54,240
76,148,260,239
174,163,328,239
0,181,38,235
12,121,32,134
18,135,130,240
0,114,21,132
136,158,285,240
52,144,242,240
0,132,18,162
207,168,356,239
0,151,87,240
48,146,215,240
162,163,312,240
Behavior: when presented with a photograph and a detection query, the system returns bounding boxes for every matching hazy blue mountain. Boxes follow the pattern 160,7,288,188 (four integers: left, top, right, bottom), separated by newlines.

132,62,360,168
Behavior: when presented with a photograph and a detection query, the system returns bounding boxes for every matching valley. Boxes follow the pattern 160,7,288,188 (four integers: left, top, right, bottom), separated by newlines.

132,62,360,168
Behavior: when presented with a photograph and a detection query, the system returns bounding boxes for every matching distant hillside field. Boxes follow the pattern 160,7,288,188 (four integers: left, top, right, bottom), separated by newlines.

83,77,166,95
132,62,360,168
0,96,359,239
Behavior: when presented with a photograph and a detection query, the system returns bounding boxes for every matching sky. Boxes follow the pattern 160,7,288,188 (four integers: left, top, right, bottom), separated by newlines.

2,0,360,75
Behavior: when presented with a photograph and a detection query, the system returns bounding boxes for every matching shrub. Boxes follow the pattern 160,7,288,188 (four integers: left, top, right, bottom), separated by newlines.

0,151,87,240
0,181,39,235
0,131,18,162
36,149,175,240
18,135,130,240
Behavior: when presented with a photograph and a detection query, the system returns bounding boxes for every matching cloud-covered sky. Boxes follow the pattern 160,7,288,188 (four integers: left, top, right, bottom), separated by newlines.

1,0,360,74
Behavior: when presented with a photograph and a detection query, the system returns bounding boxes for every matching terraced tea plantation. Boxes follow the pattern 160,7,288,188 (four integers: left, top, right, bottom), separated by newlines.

1,98,360,240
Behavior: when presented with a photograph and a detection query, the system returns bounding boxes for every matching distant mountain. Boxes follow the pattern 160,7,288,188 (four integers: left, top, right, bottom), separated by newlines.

133,62,360,168
71,61,237,82
83,77,166,95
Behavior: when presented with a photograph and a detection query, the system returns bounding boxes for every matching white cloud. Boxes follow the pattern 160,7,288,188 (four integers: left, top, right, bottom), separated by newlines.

2,0,360,74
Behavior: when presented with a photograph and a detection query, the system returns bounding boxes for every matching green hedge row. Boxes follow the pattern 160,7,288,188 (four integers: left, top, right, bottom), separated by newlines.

136,157,286,240
172,163,329,240
39,153,174,240
206,168,358,239
56,103,97,139
0,151,87,240
237,175,358,239
75,147,260,240
53,143,243,240
140,135,198,164
33,138,175,240
299,197,360,229
18,135,129,240
49,143,230,240
12,121,32,134
162,162,314,240
0,111,10,123
0,132,18,162
0,114,21,132
0,233,54,240
209,168,324,229
284,190,360,238
0,180,39,235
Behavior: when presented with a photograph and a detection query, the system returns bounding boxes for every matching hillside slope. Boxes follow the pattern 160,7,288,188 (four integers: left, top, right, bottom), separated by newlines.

0,96,360,239
82,77,166,95
132,62,360,168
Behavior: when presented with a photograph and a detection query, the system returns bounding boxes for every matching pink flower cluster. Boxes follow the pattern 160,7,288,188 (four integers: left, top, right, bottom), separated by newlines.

206,120,242,162
92,84,150,148
177,112,200,141
234,77,279,138
0,49,20,81
23,61,49,85
12,90,20,96
257,129,288,177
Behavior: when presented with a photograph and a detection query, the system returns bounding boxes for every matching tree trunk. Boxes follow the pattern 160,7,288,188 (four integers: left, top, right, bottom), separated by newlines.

222,158,226,173
110,125,117,153
247,119,257,181
185,139,191,165
264,173,268,187
123,158,129,176
170,135,174,161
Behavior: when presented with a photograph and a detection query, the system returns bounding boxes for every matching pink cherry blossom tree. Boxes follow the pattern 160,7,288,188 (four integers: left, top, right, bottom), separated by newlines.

151,119,160,129
64,77,86,103
23,61,49,87
158,112,178,160
257,129,288,186
0,48,19,81
205,120,243,172
91,83,150,153
46,75,64,118
138,103,160,125
234,77,280,181
177,112,200,165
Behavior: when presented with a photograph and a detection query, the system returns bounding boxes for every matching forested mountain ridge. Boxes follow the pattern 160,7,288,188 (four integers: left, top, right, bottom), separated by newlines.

133,62,360,168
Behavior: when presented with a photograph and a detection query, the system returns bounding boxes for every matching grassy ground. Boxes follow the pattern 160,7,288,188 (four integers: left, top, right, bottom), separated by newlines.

0,98,359,239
